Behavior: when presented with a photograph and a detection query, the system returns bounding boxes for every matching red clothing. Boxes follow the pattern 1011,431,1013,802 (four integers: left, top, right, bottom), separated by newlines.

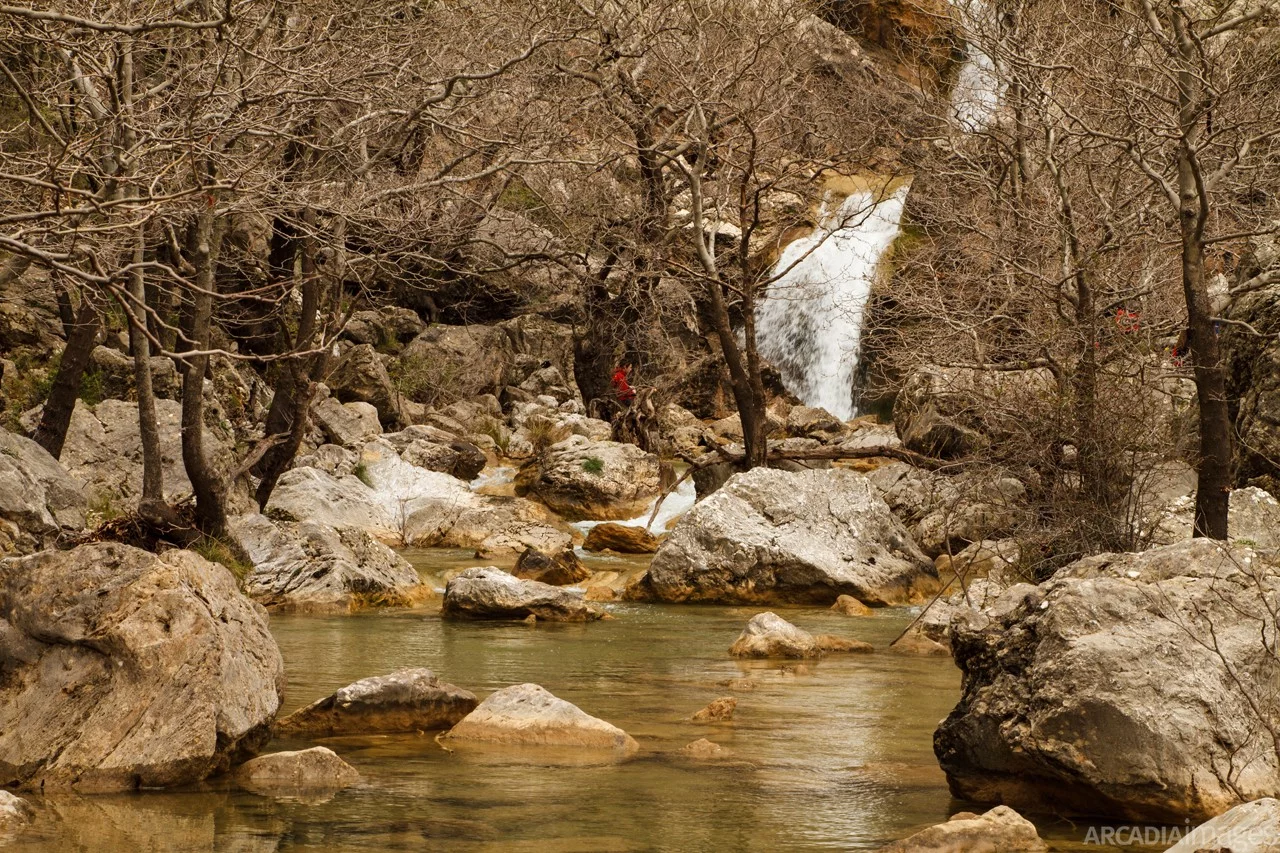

612,368,636,403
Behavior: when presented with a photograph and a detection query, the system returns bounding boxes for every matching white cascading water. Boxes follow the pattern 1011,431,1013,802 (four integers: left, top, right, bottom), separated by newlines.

753,8,997,419
755,186,910,421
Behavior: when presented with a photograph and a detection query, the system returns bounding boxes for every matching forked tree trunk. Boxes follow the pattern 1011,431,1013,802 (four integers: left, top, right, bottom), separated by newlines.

32,296,98,459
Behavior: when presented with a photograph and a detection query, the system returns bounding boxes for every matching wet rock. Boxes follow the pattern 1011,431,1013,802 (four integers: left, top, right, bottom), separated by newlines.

680,738,725,759
512,547,591,586
875,805,1047,852
0,427,85,550
275,668,477,737
643,467,936,605
889,630,951,656
692,697,737,722
233,747,360,794
815,634,874,654
0,543,283,792
442,567,603,622
312,398,383,449
228,514,425,612
831,594,873,616
0,790,33,831
935,538,1025,586
1166,797,1280,853
443,683,638,753
517,435,661,521
935,540,1280,822
729,612,820,658
327,344,400,426
583,522,661,554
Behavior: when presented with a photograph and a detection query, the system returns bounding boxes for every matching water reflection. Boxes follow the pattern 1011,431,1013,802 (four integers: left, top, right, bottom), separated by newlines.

7,580,1162,851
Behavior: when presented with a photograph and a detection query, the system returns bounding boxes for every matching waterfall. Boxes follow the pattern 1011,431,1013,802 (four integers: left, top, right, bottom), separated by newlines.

950,0,1000,132
755,186,909,421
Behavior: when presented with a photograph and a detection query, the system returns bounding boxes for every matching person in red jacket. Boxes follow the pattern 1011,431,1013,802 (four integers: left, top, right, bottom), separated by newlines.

611,365,636,404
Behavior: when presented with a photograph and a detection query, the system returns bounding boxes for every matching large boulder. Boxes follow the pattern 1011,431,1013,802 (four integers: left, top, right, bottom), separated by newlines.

1146,486,1280,551
339,307,424,352
0,427,86,551
233,746,360,794
892,365,1055,458
267,440,570,556
311,397,383,449
0,543,284,792
868,462,1024,557
60,398,230,513
380,425,486,482
935,539,1280,822
398,324,510,402
517,436,661,521
1166,798,1280,853
88,345,179,401
640,467,936,605
443,683,638,753
728,612,820,658
227,514,425,612
327,344,401,427
875,806,1046,853
442,567,603,622
0,790,33,835
274,669,476,737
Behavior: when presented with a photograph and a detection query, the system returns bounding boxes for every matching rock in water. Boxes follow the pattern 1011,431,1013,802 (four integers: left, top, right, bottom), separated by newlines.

831,594,874,616
0,543,284,792
229,514,426,612
1166,798,1280,853
517,435,661,521
233,747,360,794
641,468,936,605
680,739,725,759
444,683,638,753
692,697,737,722
275,669,477,737
0,790,33,831
443,567,603,622
875,806,1047,852
729,612,820,658
512,546,591,586
935,540,1280,822
583,522,661,554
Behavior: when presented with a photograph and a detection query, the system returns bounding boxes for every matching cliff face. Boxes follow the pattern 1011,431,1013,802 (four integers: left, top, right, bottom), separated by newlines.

820,0,961,87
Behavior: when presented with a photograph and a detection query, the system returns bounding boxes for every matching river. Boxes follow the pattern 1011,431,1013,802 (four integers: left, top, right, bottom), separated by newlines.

5,549,1168,851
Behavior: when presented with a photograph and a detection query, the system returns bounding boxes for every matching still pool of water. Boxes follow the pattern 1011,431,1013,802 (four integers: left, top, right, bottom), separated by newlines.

6,552,1169,852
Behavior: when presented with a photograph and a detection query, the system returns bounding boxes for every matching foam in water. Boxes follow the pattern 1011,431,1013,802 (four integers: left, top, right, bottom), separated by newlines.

755,186,909,421
569,475,698,538
951,0,1000,131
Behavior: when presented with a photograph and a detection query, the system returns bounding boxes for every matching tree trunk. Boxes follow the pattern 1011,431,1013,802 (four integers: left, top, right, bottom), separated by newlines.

180,205,228,536
1174,14,1231,539
32,296,98,459
128,237,166,516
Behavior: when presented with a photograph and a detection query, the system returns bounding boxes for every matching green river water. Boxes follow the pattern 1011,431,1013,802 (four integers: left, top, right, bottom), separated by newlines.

5,549,1170,852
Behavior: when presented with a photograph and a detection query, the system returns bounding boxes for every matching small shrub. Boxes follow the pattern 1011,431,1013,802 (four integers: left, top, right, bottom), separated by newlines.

353,461,375,488
526,415,570,455
476,415,511,456
581,456,604,476
190,536,253,581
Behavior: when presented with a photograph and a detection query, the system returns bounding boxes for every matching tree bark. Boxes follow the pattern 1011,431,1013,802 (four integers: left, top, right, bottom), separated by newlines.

179,204,229,536
32,295,98,459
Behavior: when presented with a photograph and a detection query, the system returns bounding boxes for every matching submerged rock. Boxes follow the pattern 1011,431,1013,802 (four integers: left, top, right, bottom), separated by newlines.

643,467,936,605
583,522,661,554
233,747,360,794
443,567,603,622
274,669,477,737
875,806,1047,853
229,514,425,612
692,697,737,722
443,683,638,753
815,634,874,654
1166,797,1280,853
512,546,591,586
935,540,1280,822
680,738,725,759
729,612,820,658
0,543,284,792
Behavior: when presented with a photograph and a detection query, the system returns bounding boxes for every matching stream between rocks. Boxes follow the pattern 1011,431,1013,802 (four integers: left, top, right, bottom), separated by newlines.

5,549,1173,852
